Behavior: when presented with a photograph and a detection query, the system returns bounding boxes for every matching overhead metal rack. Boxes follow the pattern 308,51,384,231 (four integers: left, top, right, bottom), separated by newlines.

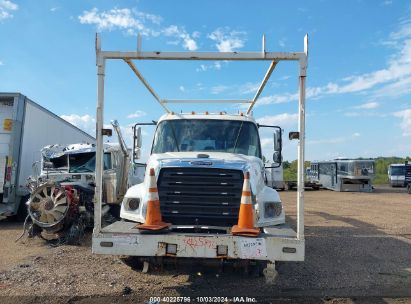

94,33,308,242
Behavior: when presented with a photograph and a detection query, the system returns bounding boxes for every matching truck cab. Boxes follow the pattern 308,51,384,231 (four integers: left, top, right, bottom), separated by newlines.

388,164,406,187
120,113,284,230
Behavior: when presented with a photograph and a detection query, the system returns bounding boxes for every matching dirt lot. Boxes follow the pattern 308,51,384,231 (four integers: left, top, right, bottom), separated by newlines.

0,186,410,304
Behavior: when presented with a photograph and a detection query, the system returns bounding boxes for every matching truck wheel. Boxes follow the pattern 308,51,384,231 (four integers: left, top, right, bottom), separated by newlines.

66,220,85,245
408,185,411,194
15,196,30,222
119,256,144,270
249,261,266,277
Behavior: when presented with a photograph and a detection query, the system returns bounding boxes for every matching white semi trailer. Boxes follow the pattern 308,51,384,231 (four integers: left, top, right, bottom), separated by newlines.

92,34,308,281
265,164,286,190
0,93,95,220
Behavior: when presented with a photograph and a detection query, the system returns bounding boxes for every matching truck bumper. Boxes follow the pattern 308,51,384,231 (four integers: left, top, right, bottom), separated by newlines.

0,204,15,220
92,221,304,263
390,180,405,187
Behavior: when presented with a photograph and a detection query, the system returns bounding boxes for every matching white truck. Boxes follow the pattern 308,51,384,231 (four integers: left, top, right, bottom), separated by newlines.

388,163,406,187
0,93,95,220
92,34,308,281
265,164,286,190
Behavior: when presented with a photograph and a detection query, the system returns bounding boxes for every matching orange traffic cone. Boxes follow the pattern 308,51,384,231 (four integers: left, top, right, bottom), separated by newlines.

231,172,260,237
137,168,171,231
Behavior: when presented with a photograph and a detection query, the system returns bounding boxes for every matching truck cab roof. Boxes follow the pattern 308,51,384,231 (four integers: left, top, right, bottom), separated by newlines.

157,112,257,124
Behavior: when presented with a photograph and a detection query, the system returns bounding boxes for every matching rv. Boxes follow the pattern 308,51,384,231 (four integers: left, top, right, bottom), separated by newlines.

309,159,374,192
388,164,406,187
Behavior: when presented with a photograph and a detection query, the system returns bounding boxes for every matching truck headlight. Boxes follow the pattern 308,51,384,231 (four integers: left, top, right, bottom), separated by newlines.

264,202,282,218
127,198,140,211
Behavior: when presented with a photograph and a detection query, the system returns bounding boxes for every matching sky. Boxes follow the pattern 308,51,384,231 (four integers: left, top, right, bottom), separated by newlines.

1,0,411,162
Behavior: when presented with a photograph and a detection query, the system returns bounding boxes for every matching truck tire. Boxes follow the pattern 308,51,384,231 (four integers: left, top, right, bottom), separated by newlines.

408,184,411,194
66,219,85,245
119,256,144,270
15,196,30,222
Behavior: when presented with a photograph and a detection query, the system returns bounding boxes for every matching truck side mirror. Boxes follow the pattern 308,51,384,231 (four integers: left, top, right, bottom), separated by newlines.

273,151,281,164
136,127,142,148
133,127,142,162
289,131,299,140
273,129,281,152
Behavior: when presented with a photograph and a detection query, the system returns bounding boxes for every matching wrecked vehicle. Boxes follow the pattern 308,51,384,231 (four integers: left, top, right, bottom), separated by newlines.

25,121,129,244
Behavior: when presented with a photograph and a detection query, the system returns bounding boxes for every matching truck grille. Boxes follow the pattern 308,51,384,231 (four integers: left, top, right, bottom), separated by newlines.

157,168,244,226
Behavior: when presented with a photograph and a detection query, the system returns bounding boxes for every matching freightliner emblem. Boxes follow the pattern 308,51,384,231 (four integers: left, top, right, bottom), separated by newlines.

190,161,213,166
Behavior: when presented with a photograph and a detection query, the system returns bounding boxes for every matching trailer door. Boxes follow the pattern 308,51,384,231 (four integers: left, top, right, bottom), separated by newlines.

0,99,14,194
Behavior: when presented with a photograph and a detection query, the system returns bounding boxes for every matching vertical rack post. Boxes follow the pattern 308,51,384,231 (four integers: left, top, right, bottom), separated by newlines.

297,34,308,240
94,33,104,234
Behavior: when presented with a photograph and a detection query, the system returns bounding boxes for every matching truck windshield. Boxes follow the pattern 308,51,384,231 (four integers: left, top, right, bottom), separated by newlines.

46,155,68,171
69,152,112,173
390,166,405,176
152,119,262,158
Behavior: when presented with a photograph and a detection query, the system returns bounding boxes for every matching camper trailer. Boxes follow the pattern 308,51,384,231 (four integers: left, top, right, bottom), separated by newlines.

388,164,406,187
308,159,374,192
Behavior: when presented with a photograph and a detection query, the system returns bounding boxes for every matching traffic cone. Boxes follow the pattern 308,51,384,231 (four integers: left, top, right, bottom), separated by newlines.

231,172,260,237
137,168,171,231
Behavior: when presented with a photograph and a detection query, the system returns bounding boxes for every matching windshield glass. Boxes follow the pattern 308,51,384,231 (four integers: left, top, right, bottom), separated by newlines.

152,119,261,158
354,161,374,176
390,166,405,176
69,152,112,173
44,155,68,171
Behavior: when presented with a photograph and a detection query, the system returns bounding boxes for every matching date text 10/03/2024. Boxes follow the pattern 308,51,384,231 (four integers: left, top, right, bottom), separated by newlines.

148,296,258,303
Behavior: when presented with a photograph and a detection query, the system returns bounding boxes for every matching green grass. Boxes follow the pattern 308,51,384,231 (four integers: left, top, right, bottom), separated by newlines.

373,174,389,185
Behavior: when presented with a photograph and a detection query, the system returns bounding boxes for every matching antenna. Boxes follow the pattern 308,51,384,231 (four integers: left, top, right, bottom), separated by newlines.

262,34,266,54
137,33,142,53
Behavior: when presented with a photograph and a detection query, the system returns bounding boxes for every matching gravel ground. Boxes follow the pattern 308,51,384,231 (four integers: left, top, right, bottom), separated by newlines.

0,186,410,304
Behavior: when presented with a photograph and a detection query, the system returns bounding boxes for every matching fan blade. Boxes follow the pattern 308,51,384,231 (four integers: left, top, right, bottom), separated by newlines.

55,197,67,206
30,202,41,210
50,186,56,198
48,210,63,221
46,213,55,223
53,205,68,213
54,191,64,201
39,212,48,223
42,187,49,198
